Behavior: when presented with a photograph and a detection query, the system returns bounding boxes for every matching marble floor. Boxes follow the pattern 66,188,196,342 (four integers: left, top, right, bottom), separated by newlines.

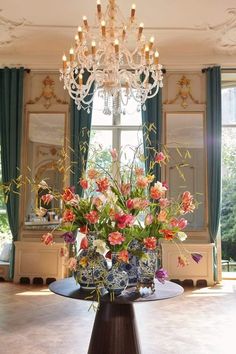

0,280,236,354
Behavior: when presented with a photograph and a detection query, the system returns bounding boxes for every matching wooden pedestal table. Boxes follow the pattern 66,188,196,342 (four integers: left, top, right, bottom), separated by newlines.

49,277,183,354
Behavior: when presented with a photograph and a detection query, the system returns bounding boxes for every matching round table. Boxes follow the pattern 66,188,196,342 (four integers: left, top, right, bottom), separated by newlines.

49,278,183,354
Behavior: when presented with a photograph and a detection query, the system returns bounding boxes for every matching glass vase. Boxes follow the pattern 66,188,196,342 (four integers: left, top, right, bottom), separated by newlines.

137,249,157,297
74,232,108,290
104,253,129,295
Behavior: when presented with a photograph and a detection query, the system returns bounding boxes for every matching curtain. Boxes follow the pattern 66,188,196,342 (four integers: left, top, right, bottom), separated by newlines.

141,89,162,180
0,67,24,279
206,66,222,281
70,75,94,195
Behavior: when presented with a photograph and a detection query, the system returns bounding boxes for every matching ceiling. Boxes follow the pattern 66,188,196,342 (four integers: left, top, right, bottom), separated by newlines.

1,0,236,70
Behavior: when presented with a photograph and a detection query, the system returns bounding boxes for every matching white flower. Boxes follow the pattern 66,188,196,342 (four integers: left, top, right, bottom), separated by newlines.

177,231,187,241
93,239,109,256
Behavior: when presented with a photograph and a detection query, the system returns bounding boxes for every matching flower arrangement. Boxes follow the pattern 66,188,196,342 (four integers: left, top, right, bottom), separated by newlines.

41,143,202,292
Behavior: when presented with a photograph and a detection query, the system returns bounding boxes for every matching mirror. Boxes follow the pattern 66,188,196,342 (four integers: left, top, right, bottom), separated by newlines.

24,112,66,227
165,112,206,230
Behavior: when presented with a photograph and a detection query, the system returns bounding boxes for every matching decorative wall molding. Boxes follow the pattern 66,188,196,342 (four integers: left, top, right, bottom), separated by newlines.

26,75,68,108
0,9,29,47
206,8,236,53
164,75,201,108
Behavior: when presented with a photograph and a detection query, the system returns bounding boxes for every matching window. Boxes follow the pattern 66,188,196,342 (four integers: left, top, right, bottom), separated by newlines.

221,83,236,264
88,91,144,175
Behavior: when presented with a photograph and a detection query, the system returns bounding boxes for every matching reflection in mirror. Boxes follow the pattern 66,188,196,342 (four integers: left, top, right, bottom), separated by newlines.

25,113,65,227
165,112,206,230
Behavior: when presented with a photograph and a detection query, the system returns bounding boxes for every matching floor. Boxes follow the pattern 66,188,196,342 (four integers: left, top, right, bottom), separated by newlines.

0,280,236,354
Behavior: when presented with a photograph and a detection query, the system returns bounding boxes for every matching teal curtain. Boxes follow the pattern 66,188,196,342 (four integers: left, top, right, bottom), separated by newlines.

0,67,24,279
206,66,222,281
141,89,162,180
70,74,94,195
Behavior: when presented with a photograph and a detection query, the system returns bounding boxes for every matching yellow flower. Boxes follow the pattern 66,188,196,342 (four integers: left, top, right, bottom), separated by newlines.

79,257,88,268
147,174,155,183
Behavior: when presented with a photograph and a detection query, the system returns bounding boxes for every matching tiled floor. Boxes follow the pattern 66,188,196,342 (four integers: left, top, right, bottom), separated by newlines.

1,280,236,354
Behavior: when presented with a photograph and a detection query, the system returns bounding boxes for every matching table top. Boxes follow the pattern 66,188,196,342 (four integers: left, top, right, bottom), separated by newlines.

49,277,184,304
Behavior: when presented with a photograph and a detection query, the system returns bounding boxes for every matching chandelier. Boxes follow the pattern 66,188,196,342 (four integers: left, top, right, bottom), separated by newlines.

60,0,163,115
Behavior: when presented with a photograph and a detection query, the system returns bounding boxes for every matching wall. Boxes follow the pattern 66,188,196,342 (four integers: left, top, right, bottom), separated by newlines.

161,71,215,285
14,71,70,283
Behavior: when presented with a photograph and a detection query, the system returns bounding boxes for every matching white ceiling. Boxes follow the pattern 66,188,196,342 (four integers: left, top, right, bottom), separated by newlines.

1,0,236,70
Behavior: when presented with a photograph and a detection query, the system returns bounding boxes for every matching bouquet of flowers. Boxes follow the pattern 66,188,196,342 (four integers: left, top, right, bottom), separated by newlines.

41,144,202,294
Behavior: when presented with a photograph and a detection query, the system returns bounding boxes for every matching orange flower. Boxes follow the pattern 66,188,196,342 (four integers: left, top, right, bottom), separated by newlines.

108,231,125,245
80,236,89,249
143,237,157,250
96,177,109,193
157,210,167,222
159,229,175,240
67,257,77,271
135,167,144,176
79,178,89,190
63,209,76,222
155,152,166,164
62,187,75,202
177,255,189,267
181,191,195,213
41,233,54,245
150,181,167,200
136,176,149,189
120,183,131,196
87,168,100,180
85,210,99,224
118,250,129,263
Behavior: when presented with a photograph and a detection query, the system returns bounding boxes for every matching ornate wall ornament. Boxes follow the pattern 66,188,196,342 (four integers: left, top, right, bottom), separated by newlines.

0,9,29,47
164,75,200,108
27,76,68,109
204,8,236,53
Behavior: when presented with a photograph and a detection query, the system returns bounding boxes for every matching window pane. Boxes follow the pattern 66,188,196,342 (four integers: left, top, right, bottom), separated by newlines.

92,92,112,126
120,130,144,168
88,130,112,172
222,87,236,125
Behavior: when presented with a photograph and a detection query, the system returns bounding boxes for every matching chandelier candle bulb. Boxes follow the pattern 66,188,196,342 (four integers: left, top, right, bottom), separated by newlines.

122,26,126,40
138,23,144,39
154,50,159,64
114,39,119,54
91,41,96,55
131,4,136,19
78,26,83,41
101,20,106,37
79,74,83,86
69,48,74,62
149,36,155,49
145,45,150,62
62,54,67,70
74,34,79,42
97,0,102,16
83,16,88,29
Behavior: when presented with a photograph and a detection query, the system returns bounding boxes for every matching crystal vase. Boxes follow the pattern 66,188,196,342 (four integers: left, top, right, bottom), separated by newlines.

75,232,108,290
137,249,157,297
104,253,129,295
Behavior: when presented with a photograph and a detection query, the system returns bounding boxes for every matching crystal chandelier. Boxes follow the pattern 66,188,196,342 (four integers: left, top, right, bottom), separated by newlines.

60,0,163,115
